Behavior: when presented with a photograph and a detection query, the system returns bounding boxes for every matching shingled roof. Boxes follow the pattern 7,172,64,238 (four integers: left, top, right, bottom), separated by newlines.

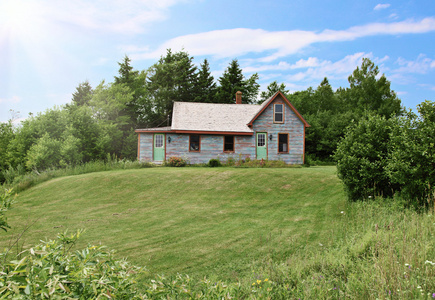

135,91,309,134
171,102,260,133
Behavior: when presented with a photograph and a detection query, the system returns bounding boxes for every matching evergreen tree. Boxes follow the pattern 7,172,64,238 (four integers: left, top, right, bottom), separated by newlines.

71,80,93,106
259,81,289,104
216,59,259,104
145,49,198,126
194,59,217,103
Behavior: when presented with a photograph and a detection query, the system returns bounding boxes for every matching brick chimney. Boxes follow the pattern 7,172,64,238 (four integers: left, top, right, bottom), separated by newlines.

236,91,242,104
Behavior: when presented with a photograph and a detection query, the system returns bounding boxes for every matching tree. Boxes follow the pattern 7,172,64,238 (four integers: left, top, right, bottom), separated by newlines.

345,58,402,118
216,59,259,104
387,101,435,208
259,81,289,104
194,58,217,103
114,55,138,86
145,49,198,126
0,121,14,182
71,80,93,106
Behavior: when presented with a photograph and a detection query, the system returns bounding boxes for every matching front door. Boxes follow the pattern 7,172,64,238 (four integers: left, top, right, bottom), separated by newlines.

153,134,165,161
256,132,267,160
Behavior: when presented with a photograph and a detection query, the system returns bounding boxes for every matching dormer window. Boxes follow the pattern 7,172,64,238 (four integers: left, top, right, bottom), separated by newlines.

274,104,284,123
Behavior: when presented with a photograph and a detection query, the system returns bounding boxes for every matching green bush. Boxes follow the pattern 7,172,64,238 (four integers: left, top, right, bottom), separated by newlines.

165,156,187,167
334,114,398,201
208,158,221,167
0,230,146,299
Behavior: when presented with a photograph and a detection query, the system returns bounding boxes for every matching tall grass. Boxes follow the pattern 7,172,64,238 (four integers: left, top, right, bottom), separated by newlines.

1,155,153,193
140,199,435,299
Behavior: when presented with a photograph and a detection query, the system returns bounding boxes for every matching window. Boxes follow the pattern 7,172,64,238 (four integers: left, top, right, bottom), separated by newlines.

278,133,289,153
257,133,265,147
224,136,234,152
274,104,284,123
189,135,200,152
155,134,163,148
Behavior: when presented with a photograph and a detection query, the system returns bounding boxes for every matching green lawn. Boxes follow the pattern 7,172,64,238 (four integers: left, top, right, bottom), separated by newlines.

0,166,345,280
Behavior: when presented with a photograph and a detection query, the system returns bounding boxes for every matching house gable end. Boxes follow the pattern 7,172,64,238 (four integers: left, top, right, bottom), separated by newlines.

247,91,310,128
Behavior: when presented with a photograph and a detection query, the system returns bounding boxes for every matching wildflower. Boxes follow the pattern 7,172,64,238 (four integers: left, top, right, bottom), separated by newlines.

252,282,256,286
432,292,435,298
264,278,269,282
257,280,261,284
340,211,344,214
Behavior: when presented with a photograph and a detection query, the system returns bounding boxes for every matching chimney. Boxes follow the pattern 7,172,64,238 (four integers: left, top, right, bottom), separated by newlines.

236,91,242,104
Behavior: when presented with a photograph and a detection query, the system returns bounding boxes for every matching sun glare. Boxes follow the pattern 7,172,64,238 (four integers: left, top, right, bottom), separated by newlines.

0,0,45,38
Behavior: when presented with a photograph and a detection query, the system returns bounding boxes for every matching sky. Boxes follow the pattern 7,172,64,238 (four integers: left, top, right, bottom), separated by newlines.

1,0,435,123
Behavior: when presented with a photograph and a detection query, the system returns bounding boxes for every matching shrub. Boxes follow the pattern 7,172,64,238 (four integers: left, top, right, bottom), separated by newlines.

208,158,221,167
334,114,398,201
165,156,187,167
0,230,146,299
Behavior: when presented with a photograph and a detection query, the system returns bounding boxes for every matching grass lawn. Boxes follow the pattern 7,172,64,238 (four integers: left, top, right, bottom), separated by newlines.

0,166,345,280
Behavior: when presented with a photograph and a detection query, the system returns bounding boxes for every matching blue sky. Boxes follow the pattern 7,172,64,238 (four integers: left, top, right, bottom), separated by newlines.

1,0,434,123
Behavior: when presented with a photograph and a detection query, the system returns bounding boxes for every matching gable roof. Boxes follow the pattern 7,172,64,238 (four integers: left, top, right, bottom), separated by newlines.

135,91,309,134
247,91,310,128
171,102,259,133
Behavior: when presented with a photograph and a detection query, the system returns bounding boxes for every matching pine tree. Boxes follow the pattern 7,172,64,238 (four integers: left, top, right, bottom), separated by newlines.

71,80,93,106
194,59,217,103
216,60,259,104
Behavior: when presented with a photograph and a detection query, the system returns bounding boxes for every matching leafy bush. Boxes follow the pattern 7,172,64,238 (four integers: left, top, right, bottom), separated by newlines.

208,158,221,167
334,114,398,201
165,156,187,167
0,230,146,299
0,188,14,232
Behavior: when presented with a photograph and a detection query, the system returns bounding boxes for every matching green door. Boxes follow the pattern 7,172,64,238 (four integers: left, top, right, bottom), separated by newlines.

153,134,165,161
256,132,267,160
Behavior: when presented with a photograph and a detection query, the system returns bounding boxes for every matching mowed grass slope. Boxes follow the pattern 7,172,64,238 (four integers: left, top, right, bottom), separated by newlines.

0,166,345,279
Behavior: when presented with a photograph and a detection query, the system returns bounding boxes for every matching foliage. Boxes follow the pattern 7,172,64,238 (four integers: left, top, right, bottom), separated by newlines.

335,113,398,201
387,101,435,208
259,81,289,104
0,121,15,183
165,156,188,167
195,58,217,103
2,157,153,193
216,59,260,104
0,230,146,299
70,80,93,106
0,188,14,232
208,158,221,167
335,100,435,206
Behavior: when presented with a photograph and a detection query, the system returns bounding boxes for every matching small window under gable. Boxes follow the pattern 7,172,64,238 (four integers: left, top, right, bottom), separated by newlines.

190,135,200,152
274,103,284,123
224,136,234,152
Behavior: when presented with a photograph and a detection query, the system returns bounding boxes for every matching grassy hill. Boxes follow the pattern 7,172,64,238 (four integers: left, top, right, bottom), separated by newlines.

2,166,435,298
0,166,345,280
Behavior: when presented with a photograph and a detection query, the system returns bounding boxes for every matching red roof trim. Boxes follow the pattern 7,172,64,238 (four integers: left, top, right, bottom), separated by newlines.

247,91,310,127
136,129,253,136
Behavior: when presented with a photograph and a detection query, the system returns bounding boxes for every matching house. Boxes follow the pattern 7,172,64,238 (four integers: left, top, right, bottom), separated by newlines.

135,91,310,164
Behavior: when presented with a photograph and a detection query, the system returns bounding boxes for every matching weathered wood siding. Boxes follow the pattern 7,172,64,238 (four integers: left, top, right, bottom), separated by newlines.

252,95,305,164
137,95,305,164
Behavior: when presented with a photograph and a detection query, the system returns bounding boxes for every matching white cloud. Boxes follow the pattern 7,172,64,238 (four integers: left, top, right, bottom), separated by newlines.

374,4,391,11
0,0,191,36
133,18,435,62
394,54,435,74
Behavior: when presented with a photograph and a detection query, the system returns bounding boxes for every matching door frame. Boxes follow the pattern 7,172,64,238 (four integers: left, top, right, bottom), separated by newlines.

256,132,268,160
153,133,166,161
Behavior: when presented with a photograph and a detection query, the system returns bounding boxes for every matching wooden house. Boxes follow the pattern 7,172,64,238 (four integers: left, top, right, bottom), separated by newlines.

136,91,310,164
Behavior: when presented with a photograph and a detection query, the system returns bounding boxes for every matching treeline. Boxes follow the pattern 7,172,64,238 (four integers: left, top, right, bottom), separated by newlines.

0,50,403,183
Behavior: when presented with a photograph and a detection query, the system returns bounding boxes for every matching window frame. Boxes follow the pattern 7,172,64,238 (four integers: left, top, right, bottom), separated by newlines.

223,135,235,152
278,133,289,153
189,134,201,152
274,103,284,123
